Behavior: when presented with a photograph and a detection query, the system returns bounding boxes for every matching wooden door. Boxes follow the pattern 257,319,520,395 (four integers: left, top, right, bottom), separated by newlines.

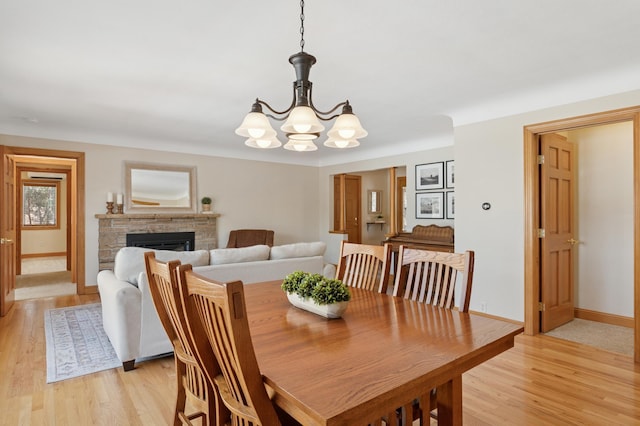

540,133,576,332
0,146,16,316
344,175,361,243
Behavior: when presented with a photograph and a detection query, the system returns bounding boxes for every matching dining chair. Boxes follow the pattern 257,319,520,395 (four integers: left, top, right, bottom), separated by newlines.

177,264,299,426
226,229,274,248
144,252,219,426
392,246,475,425
335,241,392,294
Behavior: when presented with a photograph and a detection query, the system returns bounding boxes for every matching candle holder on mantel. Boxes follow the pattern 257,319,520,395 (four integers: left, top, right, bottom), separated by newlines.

106,201,114,214
116,203,124,214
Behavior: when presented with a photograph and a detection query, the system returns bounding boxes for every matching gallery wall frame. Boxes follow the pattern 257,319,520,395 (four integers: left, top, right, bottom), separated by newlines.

446,160,455,188
415,162,444,191
416,192,444,219
446,192,455,219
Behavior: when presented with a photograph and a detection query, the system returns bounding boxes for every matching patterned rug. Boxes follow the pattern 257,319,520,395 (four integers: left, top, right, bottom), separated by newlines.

44,303,121,383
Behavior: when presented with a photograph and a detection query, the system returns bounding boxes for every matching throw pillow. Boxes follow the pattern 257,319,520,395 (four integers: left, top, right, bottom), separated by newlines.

114,246,210,285
209,244,271,265
269,241,327,260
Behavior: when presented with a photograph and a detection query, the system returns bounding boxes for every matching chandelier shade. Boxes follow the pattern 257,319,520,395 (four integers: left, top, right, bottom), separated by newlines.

235,1,366,152
244,136,282,149
281,106,324,136
283,139,318,152
324,137,360,149
326,105,368,140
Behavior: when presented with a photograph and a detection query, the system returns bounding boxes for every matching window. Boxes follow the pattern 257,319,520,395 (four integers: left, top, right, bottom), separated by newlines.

22,180,60,228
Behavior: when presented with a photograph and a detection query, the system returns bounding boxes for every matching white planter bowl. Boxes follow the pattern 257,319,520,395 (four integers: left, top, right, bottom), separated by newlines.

286,293,348,319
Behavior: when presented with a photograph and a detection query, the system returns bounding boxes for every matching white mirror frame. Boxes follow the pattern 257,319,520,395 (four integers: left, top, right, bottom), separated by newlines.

367,189,383,214
124,161,197,213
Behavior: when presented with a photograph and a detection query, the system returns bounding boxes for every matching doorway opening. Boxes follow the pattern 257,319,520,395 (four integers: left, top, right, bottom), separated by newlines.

0,145,86,314
523,106,640,363
15,166,74,300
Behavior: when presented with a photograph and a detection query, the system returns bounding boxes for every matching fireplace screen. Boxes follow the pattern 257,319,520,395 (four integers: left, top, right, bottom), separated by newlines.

126,232,195,251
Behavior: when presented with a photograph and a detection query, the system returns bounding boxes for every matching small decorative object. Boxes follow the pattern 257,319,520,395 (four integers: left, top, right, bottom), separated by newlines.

201,196,212,213
106,192,114,214
375,214,385,223
116,193,124,214
281,271,351,319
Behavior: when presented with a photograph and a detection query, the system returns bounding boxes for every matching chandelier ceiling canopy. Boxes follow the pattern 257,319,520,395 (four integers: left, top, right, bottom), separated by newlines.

235,1,367,152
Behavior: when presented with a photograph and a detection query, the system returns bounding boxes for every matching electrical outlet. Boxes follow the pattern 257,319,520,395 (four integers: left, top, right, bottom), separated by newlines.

480,302,487,313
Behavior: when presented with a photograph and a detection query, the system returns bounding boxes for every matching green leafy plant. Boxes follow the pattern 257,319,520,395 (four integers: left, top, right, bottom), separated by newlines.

201,197,212,204
282,271,351,305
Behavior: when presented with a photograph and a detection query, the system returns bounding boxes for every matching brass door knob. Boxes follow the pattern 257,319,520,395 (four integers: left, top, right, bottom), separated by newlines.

566,238,581,246
0,238,14,244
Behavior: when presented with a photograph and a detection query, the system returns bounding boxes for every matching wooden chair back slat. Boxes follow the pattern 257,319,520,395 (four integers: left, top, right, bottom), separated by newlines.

336,241,392,294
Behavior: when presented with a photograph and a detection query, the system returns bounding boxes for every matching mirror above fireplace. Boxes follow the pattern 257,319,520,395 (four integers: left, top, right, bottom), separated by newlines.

124,161,197,213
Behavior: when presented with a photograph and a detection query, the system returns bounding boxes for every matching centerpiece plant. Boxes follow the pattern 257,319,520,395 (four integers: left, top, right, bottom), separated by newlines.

281,271,351,318
281,271,351,305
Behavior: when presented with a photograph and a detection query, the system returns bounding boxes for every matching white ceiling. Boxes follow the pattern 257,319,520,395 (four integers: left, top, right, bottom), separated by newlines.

2,1,640,166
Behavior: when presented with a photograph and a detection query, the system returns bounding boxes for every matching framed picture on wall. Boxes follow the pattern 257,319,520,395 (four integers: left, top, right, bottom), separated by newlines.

446,160,455,188
415,162,444,191
446,192,455,219
416,192,444,219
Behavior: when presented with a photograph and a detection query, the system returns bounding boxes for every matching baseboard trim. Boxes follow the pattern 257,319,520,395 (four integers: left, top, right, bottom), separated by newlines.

22,252,67,259
574,308,633,328
469,310,524,326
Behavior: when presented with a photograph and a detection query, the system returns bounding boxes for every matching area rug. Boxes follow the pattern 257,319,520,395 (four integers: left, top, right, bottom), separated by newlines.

544,318,633,357
44,303,121,383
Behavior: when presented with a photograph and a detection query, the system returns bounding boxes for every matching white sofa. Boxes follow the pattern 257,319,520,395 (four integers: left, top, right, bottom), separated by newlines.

97,242,334,370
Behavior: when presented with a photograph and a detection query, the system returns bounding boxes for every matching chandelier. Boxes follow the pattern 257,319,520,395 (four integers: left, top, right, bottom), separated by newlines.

235,1,367,152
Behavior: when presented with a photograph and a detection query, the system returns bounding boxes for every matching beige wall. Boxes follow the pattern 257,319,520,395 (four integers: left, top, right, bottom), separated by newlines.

3,89,640,310
454,89,640,321
317,144,454,264
1,134,320,287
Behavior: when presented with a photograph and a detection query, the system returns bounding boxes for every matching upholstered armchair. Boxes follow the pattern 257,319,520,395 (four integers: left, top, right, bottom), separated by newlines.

226,229,274,248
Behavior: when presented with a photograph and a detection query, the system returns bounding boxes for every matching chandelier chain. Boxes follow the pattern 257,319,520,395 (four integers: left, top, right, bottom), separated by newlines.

299,0,305,52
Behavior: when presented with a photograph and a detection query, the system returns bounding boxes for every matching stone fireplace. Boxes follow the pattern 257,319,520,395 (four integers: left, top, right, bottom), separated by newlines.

95,213,219,271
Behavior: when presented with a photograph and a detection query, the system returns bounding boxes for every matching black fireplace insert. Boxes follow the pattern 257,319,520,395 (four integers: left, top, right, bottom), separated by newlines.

126,231,195,251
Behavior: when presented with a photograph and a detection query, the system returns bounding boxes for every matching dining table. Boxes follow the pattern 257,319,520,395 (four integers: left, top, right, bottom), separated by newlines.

243,280,524,426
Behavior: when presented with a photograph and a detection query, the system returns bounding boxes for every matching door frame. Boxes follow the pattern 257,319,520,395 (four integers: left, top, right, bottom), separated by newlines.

523,106,640,363
2,146,87,295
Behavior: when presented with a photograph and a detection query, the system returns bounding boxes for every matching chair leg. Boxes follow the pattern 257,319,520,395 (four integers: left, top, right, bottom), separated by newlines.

174,358,187,426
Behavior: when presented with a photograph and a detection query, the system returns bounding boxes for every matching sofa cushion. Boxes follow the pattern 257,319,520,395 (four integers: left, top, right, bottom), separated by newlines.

209,244,271,265
114,246,210,285
269,241,326,260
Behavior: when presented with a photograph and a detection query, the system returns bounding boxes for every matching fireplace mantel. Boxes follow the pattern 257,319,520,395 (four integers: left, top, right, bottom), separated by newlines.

96,213,220,271
95,213,221,219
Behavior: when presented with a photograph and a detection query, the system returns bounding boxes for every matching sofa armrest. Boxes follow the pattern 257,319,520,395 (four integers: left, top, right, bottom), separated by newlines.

96,270,142,364
137,272,173,359
323,263,337,279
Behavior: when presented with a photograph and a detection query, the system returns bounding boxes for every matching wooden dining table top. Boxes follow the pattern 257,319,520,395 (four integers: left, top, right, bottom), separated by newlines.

243,280,524,426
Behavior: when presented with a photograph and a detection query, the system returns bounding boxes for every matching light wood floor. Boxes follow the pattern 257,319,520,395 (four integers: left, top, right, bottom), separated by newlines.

1,296,639,425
